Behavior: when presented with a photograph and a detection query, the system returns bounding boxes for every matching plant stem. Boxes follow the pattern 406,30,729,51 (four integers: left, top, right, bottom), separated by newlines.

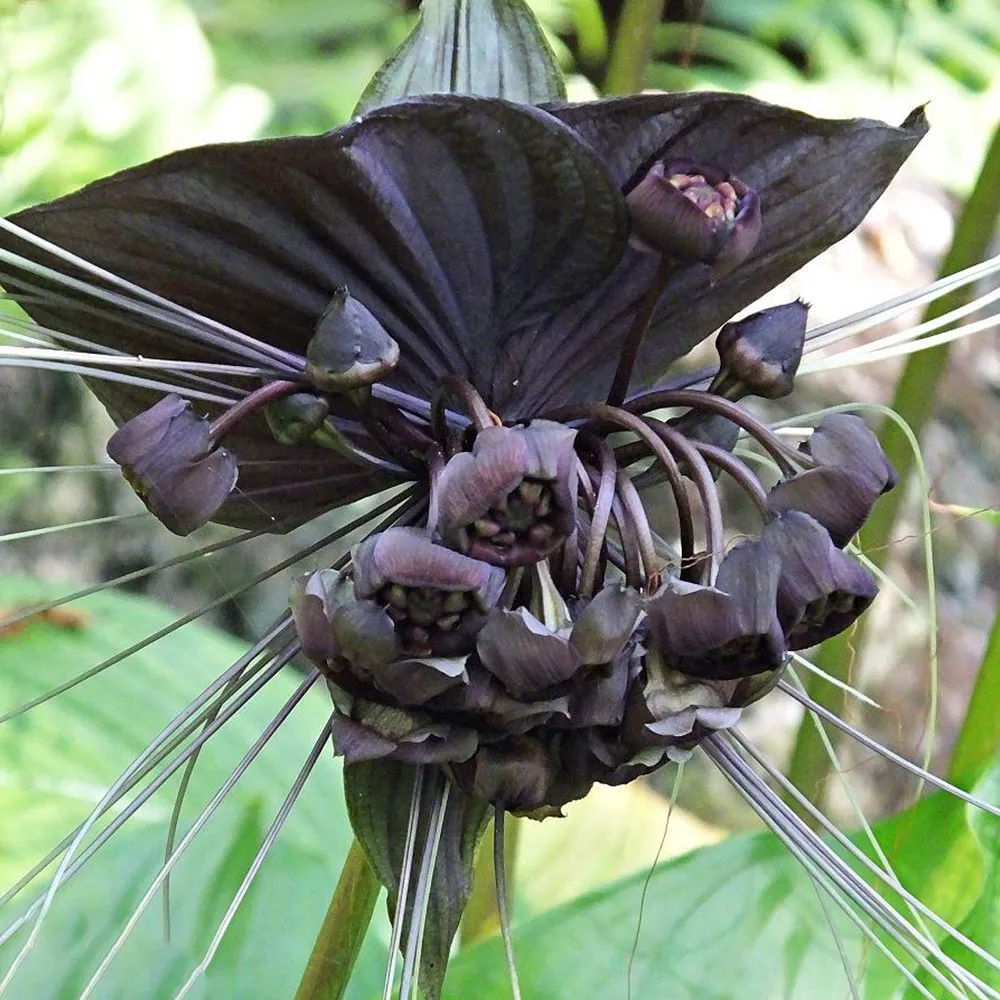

784,116,1000,814
603,0,664,95
949,600,1000,790
459,811,521,945
294,838,380,1000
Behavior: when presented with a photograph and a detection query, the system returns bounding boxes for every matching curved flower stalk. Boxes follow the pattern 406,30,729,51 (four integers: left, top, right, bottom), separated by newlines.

3,59,1000,1000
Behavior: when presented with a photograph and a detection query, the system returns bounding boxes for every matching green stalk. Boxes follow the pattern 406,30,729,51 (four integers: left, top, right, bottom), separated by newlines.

458,811,521,946
603,0,664,94
784,117,1000,812
294,838,381,1000
948,601,1000,790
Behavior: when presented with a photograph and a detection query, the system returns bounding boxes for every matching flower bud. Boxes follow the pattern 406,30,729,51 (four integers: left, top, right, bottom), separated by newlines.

305,287,399,392
352,527,505,656
265,392,330,445
625,159,761,276
435,421,577,567
767,414,896,546
107,394,237,536
762,511,878,649
711,300,808,400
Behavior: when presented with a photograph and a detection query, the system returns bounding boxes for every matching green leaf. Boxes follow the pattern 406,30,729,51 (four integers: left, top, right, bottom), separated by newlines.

443,780,999,999
344,760,489,999
354,0,566,114
0,577,385,999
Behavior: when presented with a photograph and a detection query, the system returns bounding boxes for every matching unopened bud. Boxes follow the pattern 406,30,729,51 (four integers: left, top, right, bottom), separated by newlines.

305,287,399,392
712,300,808,400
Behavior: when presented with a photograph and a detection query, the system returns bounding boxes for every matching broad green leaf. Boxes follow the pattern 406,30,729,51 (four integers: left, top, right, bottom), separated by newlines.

354,0,566,114
443,780,1000,1000
514,780,723,915
0,577,386,999
902,764,1000,999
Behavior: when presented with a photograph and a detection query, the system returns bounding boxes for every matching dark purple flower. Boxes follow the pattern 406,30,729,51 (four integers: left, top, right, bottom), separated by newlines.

767,413,897,546
352,527,505,656
762,510,879,649
644,541,785,681
106,393,237,535
625,158,761,276
435,421,577,566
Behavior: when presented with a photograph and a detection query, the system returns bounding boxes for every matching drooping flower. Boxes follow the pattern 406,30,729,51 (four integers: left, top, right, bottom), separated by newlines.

105,392,238,534
434,420,577,566
766,412,898,545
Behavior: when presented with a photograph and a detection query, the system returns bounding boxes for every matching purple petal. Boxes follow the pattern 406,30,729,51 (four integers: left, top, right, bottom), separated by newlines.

476,607,581,697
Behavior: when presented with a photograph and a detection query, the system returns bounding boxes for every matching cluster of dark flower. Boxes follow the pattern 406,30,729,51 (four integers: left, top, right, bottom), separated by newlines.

5,94,908,820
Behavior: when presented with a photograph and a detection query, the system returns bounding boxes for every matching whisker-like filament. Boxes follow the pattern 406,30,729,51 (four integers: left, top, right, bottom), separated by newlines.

493,809,522,1000
0,510,149,544
0,631,299,983
729,730,1000,980
802,308,1000,374
0,616,290,916
0,356,240,403
0,221,304,371
804,251,1000,350
398,772,451,1000
0,519,284,636
170,713,335,999
0,345,281,378
0,619,296,916
383,766,427,1000
0,464,119,476
806,280,1000,359
0,488,417,725
627,764,684,1000
777,679,1000,819
789,651,882,709
73,668,323,1000
706,736,997,1000
811,880,863,1000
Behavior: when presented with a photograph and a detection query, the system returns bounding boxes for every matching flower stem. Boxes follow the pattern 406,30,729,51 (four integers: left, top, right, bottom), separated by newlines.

603,0,665,95
293,838,380,1000
948,599,1000,789
459,810,521,946
607,258,672,406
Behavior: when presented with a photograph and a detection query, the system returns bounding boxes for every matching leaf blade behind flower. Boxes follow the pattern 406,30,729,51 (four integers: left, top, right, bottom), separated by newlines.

355,0,566,114
546,94,929,392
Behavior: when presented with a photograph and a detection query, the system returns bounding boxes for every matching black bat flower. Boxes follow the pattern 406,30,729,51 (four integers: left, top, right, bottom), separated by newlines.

0,86,927,999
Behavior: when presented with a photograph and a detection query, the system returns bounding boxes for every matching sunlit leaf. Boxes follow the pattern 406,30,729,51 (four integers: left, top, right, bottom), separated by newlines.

0,577,384,1000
